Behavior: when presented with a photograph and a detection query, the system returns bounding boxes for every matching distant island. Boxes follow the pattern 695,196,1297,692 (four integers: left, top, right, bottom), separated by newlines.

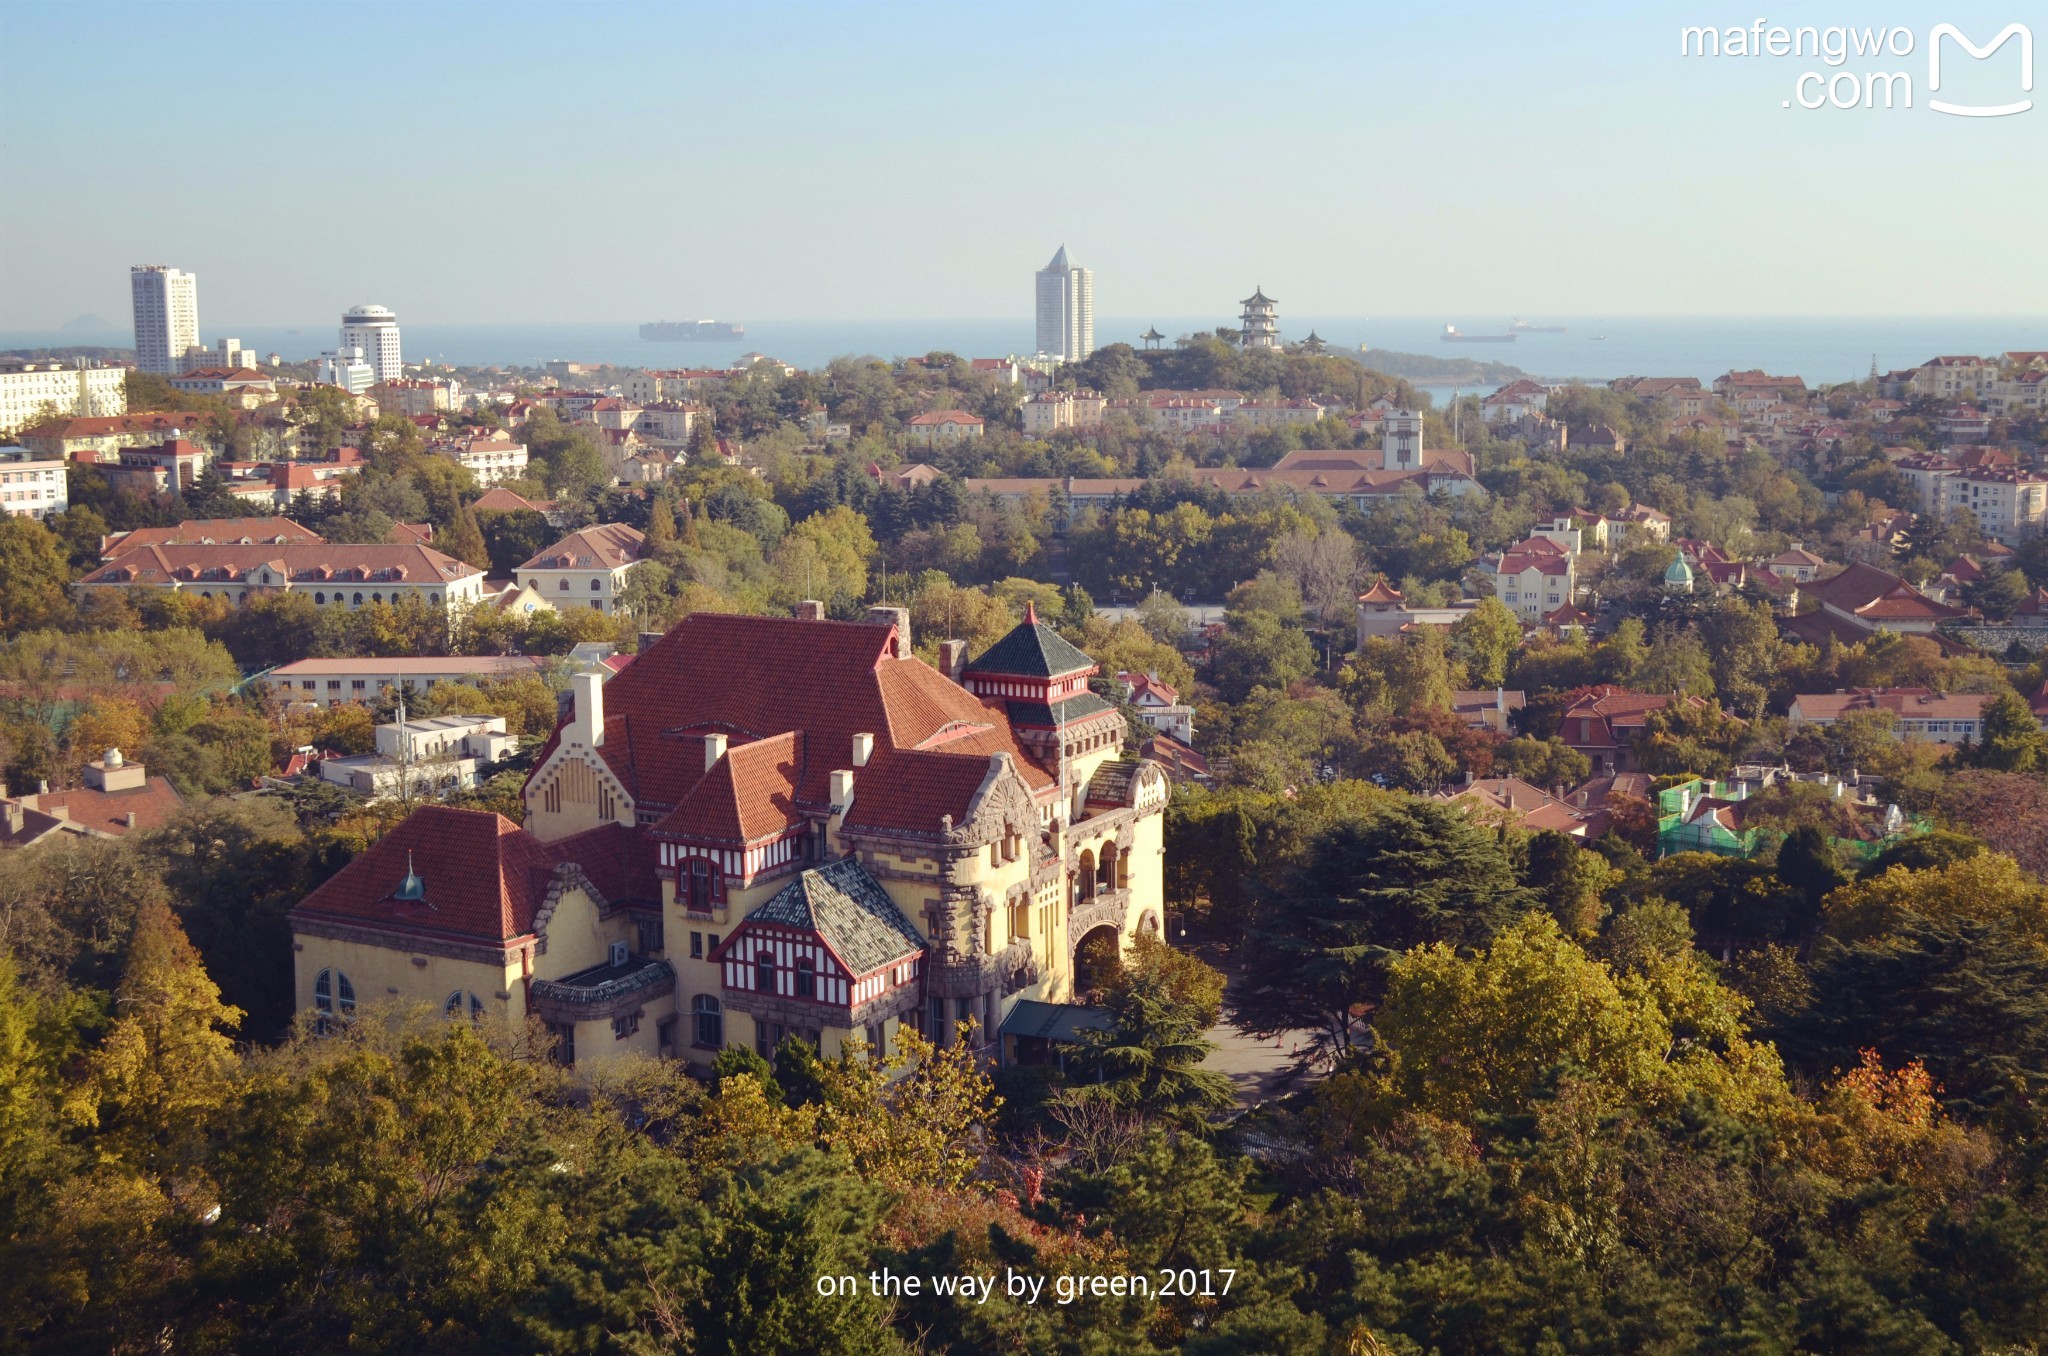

1348,347,1528,386
1,344,135,363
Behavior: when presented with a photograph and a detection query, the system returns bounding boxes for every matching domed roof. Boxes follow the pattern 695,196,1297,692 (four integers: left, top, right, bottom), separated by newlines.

344,304,396,320
1664,553,1694,583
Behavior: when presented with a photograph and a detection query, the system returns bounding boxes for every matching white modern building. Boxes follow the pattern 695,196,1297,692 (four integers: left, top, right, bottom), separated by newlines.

316,346,376,395
265,655,556,707
340,305,403,382
0,360,127,435
131,266,200,376
0,445,70,520
182,337,260,373
1034,246,1094,363
319,714,519,801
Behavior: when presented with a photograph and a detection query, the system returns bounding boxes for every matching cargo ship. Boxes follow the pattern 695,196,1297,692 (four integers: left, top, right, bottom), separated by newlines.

1441,324,1516,344
641,320,745,341
1510,318,1567,333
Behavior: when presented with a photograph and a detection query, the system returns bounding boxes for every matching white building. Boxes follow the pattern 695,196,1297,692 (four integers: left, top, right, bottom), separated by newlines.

515,523,649,614
75,541,486,612
0,446,69,520
1485,537,1577,620
316,346,376,394
182,337,259,373
266,655,555,707
130,266,200,376
340,305,403,382
1034,246,1095,362
0,360,127,435
319,714,519,800
439,436,529,485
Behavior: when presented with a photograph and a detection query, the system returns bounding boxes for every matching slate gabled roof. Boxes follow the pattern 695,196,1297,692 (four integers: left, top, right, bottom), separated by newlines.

742,858,927,977
965,614,1096,679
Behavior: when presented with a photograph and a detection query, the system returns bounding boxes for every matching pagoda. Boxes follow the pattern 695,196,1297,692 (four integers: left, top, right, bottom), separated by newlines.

1239,287,1280,349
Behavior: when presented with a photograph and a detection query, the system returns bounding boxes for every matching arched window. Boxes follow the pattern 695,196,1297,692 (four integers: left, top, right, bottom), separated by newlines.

353,592,364,605
1077,850,1096,902
693,995,722,1048
795,956,816,999
313,967,355,1019
1098,844,1118,891
430,593,440,605
444,990,485,1020
590,579,602,591
686,858,713,911
371,592,383,604
559,579,570,591
754,949,776,994
314,592,326,605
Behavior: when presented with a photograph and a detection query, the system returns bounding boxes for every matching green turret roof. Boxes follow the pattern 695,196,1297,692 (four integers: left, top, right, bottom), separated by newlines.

964,603,1096,678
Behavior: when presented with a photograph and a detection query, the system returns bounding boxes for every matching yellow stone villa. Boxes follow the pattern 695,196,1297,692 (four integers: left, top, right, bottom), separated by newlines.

289,603,1168,1071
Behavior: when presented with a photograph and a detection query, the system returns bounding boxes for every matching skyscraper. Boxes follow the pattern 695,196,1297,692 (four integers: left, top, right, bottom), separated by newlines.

340,305,402,381
130,266,200,375
1034,246,1094,363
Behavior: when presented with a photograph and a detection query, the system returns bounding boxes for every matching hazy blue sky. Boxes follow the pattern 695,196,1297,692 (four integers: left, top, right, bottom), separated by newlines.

2,0,2042,329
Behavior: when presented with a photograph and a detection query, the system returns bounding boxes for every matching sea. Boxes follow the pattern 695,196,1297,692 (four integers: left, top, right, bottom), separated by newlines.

6,314,2044,390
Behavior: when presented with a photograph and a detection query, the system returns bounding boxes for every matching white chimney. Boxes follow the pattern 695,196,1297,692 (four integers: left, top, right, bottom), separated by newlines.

830,768,855,807
704,732,728,770
852,732,874,768
569,670,605,748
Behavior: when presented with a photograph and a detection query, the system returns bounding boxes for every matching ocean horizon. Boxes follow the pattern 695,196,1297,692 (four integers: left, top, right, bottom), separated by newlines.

6,314,2044,389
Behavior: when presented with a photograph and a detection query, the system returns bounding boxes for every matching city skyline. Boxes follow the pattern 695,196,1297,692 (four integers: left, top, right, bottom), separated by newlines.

3,1,2044,330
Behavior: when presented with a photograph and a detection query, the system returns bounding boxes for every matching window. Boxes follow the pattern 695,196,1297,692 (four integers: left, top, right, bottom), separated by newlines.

689,930,704,958
929,996,946,1044
313,967,355,1020
707,932,720,953
550,1022,576,1066
693,994,722,1048
755,949,775,993
795,956,816,999
612,1012,640,1040
558,579,570,591
686,858,713,911
637,917,664,953
755,1020,785,1059
327,680,340,691
351,679,366,691
591,579,602,591
314,592,325,605
444,990,485,1020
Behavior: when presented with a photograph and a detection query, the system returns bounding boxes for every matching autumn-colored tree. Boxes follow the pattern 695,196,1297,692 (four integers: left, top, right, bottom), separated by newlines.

441,504,491,571
1822,851,2048,952
87,899,244,1176
817,1026,999,1190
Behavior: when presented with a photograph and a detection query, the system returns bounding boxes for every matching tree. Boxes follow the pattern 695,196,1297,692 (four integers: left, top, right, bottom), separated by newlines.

1066,935,1234,1125
1361,912,1783,1124
816,1026,999,1191
1210,609,1315,703
1496,735,1590,788
1232,800,1533,1054
1821,852,2048,952
0,519,72,636
441,504,490,571
86,899,244,1177
1523,830,1615,937
1781,914,2048,1121
1967,687,2048,774
1450,597,1519,689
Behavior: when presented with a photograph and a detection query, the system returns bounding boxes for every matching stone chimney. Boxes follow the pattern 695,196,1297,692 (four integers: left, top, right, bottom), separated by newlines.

852,732,874,768
795,599,826,621
704,732,728,770
830,768,855,807
568,671,605,748
865,605,910,656
939,639,968,683
3,803,22,834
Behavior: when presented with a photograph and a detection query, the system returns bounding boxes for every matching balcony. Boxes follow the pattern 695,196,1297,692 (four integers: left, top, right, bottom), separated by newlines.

529,954,674,1023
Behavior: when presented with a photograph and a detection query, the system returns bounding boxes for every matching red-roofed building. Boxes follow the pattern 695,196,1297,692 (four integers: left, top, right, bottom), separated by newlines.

514,523,649,616
77,541,486,610
1437,776,1593,837
1788,562,1966,644
100,516,323,559
1788,687,1992,744
2,748,183,848
1485,536,1578,620
906,409,985,444
289,606,1172,1074
1559,686,1702,774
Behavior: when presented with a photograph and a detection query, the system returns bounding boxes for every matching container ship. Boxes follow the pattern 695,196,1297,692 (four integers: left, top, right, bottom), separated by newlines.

1441,324,1516,344
1510,318,1567,333
641,320,745,341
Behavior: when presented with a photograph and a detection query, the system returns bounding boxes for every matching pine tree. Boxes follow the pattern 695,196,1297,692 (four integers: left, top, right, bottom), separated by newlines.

442,504,491,572
645,493,677,551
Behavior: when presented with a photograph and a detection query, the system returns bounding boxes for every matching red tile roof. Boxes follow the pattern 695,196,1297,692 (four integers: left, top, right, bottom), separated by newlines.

529,613,1059,848
20,775,184,837
518,523,647,571
81,542,483,587
292,806,569,945
100,517,322,558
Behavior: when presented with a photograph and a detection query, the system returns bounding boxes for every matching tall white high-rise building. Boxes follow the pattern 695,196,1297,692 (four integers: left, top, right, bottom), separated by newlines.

340,305,402,382
131,266,200,375
1034,246,1094,363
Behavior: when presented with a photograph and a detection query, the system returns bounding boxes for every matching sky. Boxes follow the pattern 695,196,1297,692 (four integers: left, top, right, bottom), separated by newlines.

1,0,2043,330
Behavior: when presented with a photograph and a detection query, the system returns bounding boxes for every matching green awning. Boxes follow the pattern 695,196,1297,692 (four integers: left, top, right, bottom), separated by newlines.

1001,1000,1113,1044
